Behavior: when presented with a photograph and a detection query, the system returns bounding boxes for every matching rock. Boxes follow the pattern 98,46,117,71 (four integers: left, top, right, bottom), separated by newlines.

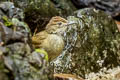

86,67,120,80
53,8,120,78
1,42,52,80
0,22,26,44
0,2,24,20
51,0,77,15
71,0,120,21
0,1,53,80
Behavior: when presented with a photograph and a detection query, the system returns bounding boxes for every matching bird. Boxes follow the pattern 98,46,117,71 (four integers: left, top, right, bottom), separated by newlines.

32,16,68,61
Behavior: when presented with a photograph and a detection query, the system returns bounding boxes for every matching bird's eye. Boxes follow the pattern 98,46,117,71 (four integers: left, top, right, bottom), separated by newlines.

57,22,62,25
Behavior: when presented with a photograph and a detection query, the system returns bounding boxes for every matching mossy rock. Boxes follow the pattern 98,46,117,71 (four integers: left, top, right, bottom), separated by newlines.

53,8,120,78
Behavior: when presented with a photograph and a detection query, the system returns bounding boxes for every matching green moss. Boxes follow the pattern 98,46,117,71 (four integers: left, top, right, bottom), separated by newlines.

2,16,13,27
35,49,48,61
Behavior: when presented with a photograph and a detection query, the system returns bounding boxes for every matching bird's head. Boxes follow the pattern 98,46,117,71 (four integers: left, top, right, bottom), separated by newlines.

45,16,68,34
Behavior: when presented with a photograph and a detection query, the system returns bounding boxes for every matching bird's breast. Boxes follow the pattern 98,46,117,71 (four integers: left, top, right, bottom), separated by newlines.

41,34,64,60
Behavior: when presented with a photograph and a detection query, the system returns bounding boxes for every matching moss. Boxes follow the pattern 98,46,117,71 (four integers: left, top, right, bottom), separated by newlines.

35,49,49,61
2,16,13,27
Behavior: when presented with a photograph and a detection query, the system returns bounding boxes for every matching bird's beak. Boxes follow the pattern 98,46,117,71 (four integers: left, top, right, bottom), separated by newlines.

66,21,77,26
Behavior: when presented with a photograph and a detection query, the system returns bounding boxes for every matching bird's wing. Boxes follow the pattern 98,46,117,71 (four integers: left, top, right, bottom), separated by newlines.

32,31,48,45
